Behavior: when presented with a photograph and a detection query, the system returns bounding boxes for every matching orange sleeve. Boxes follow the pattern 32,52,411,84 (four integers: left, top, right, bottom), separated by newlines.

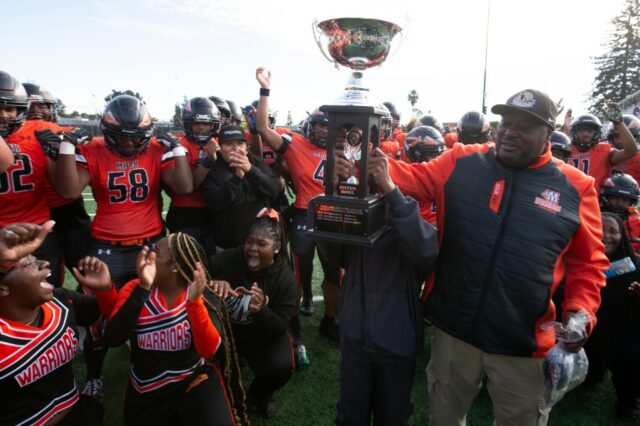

109,279,140,319
95,284,118,318
186,296,221,358
388,142,487,202
560,166,609,333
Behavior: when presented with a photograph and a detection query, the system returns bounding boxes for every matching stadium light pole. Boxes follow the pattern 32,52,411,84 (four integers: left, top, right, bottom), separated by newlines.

481,0,491,114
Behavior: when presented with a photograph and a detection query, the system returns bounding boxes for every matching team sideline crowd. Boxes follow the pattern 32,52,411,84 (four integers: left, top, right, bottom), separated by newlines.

0,65,639,425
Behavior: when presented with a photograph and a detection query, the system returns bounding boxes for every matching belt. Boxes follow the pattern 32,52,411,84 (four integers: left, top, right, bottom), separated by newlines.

95,234,161,247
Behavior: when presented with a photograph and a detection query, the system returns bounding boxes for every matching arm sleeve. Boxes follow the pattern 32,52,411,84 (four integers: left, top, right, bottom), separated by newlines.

94,285,118,319
54,288,101,327
104,281,150,347
245,157,282,198
186,297,222,358
385,187,439,272
200,169,244,212
561,180,609,334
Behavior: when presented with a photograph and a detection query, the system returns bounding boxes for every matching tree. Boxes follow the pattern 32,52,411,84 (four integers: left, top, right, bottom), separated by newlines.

172,96,187,127
104,89,144,103
589,0,640,113
408,90,419,108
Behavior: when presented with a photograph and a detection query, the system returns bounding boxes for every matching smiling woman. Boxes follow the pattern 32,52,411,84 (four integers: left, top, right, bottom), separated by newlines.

209,213,296,418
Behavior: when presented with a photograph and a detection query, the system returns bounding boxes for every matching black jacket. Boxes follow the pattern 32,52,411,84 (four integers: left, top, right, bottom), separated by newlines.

201,154,280,249
209,247,296,349
339,187,438,358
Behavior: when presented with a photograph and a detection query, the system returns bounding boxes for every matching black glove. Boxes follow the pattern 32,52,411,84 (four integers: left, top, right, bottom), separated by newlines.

603,102,623,125
62,127,91,146
157,133,181,151
34,129,62,160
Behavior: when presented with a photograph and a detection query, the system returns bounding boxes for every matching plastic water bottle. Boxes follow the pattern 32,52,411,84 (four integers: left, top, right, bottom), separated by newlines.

296,344,310,371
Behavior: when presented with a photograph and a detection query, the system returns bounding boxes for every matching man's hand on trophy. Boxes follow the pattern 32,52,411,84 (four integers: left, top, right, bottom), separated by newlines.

368,148,396,194
256,67,272,89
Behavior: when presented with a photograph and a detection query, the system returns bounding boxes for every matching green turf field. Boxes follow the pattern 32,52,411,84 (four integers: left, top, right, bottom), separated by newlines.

64,192,637,425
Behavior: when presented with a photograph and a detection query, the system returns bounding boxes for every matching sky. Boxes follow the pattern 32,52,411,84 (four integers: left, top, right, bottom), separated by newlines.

4,0,626,125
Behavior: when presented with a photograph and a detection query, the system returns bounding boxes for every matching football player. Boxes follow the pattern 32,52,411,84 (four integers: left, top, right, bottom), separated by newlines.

404,126,446,225
550,130,572,162
456,111,491,145
567,106,637,189
600,172,640,252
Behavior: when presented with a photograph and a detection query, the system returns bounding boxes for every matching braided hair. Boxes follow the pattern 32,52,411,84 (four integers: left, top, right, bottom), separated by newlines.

167,232,250,425
247,216,290,266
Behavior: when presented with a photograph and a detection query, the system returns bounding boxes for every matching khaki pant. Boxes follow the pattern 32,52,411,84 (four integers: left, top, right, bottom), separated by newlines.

426,327,551,426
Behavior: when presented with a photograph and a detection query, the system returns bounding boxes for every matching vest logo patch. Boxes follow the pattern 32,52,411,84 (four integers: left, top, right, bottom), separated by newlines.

489,180,505,214
535,189,562,214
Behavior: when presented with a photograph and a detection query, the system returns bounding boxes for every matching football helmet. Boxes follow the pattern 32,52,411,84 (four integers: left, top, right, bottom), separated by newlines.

225,99,243,126
182,97,221,145
457,111,490,144
0,71,29,137
100,95,153,158
600,172,640,219
302,108,329,148
405,125,445,163
607,114,640,146
550,131,572,162
208,96,230,126
417,114,444,134
382,101,400,127
570,114,602,150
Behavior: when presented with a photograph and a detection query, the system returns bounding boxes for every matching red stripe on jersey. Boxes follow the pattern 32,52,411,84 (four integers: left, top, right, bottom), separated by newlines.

129,360,200,393
28,386,79,426
136,287,187,325
0,300,67,372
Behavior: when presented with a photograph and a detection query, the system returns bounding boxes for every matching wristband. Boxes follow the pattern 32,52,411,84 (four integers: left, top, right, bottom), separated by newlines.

172,146,187,157
259,88,270,97
59,141,76,155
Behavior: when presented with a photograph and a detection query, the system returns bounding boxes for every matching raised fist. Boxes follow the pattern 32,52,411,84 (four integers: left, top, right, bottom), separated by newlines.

34,129,62,160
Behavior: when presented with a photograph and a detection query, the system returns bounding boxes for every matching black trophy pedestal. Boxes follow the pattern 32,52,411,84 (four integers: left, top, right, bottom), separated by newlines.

307,194,388,247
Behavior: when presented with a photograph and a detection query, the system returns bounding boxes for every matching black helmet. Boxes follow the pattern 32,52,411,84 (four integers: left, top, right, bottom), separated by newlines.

182,97,221,145
208,96,230,125
251,99,276,129
100,95,153,158
570,114,602,150
0,71,29,137
607,114,640,144
302,108,328,148
225,99,243,125
23,82,49,120
600,172,640,219
550,131,572,162
457,111,490,144
417,114,444,134
382,101,400,125
405,126,445,163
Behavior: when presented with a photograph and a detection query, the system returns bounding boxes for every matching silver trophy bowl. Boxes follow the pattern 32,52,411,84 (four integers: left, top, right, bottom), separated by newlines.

313,17,402,106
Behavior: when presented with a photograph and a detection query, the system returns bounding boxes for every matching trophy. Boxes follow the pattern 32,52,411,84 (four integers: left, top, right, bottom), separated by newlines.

307,18,402,246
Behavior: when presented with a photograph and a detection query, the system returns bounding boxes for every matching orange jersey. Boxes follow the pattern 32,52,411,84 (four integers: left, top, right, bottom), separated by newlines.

0,121,61,226
36,123,75,209
626,212,640,252
280,133,326,209
568,142,613,190
614,151,640,187
77,137,174,241
166,134,206,208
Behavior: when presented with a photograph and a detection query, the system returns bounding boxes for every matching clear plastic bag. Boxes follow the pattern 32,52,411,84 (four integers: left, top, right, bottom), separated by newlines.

541,310,591,407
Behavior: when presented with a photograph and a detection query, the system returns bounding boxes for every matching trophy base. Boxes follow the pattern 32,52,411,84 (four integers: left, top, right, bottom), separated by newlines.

307,194,388,247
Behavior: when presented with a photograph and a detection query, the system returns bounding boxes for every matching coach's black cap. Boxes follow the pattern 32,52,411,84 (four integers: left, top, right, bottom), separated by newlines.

492,89,558,129
218,125,246,144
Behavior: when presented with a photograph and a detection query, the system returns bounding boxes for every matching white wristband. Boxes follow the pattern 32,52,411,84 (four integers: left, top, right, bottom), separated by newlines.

59,141,76,155
172,146,187,157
